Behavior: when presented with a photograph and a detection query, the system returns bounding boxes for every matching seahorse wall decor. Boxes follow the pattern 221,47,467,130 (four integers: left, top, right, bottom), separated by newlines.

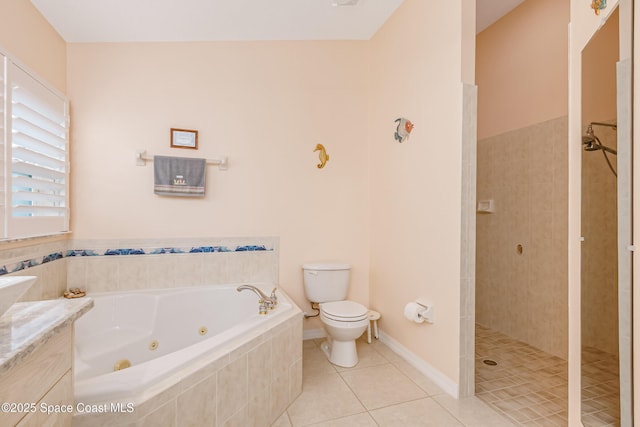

314,144,329,169
394,117,414,143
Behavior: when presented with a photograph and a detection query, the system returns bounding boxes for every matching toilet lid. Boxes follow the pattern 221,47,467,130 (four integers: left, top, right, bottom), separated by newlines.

321,301,368,320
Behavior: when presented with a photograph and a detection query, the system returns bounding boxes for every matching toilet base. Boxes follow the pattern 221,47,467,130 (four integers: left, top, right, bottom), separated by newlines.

320,338,358,368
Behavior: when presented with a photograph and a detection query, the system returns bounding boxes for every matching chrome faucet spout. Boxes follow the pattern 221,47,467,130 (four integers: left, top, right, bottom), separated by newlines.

237,284,270,301
237,285,278,314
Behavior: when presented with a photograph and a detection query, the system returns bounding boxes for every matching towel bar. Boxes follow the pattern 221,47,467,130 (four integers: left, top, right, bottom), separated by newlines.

135,150,228,171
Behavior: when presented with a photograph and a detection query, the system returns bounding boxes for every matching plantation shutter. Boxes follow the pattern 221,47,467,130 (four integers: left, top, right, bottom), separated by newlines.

7,62,69,238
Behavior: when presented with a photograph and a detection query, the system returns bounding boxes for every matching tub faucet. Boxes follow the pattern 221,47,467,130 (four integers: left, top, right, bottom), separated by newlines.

236,285,277,315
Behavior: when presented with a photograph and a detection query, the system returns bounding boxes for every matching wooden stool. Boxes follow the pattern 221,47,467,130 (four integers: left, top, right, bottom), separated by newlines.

367,310,381,344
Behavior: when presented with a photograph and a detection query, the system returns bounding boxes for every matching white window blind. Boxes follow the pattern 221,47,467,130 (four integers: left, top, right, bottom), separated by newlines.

4,60,69,239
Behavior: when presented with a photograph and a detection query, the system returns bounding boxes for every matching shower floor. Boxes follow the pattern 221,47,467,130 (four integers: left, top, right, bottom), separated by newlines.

475,324,621,426
581,346,620,426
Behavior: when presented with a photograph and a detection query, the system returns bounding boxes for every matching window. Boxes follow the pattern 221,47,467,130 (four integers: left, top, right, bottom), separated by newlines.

1,52,69,239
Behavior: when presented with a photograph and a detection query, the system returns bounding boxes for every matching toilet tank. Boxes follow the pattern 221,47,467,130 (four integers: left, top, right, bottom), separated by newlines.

302,263,351,303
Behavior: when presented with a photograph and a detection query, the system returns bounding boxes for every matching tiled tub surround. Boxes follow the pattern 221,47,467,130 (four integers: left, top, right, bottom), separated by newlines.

0,237,277,301
0,239,69,302
74,284,293,403
67,237,279,293
73,288,303,426
0,236,292,425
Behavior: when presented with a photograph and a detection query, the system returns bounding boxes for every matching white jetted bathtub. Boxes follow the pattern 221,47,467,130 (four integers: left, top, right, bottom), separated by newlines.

73,284,302,425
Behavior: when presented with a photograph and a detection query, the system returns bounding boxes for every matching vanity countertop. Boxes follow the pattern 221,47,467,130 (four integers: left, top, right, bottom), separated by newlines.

0,298,93,375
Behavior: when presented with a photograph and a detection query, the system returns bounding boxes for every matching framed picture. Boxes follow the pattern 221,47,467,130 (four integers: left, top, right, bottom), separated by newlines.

170,128,198,149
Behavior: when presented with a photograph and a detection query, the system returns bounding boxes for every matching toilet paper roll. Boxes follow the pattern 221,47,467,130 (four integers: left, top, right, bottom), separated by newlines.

404,302,425,323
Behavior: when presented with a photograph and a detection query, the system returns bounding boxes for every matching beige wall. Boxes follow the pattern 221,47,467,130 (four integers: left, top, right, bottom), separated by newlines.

0,0,66,93
476,0,569,140
66,41,371,328
368,0,473,387
5,0,475,394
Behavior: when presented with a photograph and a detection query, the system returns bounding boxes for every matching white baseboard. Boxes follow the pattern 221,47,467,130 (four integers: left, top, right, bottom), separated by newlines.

303,328,326,341
379,330,459,398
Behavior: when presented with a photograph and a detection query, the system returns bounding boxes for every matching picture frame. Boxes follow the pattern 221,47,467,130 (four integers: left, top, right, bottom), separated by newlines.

170,128,198,149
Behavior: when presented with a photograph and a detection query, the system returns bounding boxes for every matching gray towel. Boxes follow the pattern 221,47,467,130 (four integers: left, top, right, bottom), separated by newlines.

154,156,206,197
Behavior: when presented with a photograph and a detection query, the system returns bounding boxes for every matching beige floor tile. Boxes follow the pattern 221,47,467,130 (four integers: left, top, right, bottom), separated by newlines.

286,372,366,426
303,339,319,350
432,394,515,426
533,413,568,427
307,412,377,426
303,345,338,378
271,411,292,427
369,398,464,426
365,338,403,362
334,340,389,372
391,359,447,396
288,334,514,427
340,363,427,410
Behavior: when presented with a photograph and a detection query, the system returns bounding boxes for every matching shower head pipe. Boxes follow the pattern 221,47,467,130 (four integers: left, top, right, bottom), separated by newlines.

582,124,618,177
583,134,617,155
597,143,617,155
589,121,617,131
583,122,617,155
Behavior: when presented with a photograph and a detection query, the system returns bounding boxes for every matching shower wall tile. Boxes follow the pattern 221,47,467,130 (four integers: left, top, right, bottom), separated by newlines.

476,116,568,359
459,83,477,398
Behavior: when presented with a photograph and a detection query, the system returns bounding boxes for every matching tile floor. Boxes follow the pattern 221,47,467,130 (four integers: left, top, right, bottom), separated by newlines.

273,327,623,426
475,325,569,426
581,346,620,426
475,324,621,427
272,336,514,426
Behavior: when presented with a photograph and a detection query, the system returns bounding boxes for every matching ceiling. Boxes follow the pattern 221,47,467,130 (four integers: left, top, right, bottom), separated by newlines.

30,0,525,43
476,0,525,33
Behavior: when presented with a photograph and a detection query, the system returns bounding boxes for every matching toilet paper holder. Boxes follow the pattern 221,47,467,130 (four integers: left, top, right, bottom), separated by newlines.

416,299,434,324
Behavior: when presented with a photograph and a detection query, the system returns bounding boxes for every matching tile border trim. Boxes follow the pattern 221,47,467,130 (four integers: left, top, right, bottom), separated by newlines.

0,244,272,276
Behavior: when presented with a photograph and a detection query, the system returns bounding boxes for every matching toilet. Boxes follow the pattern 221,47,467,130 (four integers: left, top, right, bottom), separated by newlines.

303,263,369,368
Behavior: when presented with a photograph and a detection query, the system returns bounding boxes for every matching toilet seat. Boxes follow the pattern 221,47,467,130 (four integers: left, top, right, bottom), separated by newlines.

320,300,368,322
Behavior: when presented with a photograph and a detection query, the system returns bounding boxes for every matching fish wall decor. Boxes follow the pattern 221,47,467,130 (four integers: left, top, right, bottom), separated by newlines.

591,0,607,15
394,118,414,143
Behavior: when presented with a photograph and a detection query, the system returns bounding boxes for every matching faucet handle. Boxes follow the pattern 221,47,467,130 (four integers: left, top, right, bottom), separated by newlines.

258,301,268,315
270,288,278,306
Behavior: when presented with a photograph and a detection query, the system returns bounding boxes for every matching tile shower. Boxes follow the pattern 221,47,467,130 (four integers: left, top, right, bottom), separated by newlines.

475,116,570,423
476,115,569,360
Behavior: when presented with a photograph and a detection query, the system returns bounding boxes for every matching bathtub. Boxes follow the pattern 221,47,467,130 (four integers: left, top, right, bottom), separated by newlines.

73,284,302,426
